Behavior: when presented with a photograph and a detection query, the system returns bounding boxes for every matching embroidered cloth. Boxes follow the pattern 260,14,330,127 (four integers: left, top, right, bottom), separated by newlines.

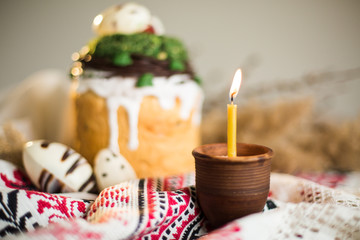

1,160,359,239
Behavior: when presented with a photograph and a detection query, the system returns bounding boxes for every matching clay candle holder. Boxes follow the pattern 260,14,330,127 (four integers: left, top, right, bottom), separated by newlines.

193,142,273,228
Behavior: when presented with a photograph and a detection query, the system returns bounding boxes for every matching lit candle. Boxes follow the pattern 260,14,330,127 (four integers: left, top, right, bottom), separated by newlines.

227,69,242,157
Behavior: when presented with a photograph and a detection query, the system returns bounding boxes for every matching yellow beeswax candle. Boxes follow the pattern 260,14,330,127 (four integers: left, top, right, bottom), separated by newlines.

227,68,242,157
227,102,237,157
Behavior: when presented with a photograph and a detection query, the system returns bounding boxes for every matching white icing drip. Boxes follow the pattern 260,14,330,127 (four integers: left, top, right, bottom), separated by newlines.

107,97,141,151
124,98,141,150
106,97,119,152
77,74,203,153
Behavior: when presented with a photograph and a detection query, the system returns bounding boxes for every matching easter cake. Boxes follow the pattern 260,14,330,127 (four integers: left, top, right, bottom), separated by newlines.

70,3,203,178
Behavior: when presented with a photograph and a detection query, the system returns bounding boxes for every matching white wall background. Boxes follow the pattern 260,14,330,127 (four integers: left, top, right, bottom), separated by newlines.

1,0,359,119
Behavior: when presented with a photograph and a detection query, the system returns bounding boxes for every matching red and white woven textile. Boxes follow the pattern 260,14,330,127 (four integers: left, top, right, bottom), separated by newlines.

1,159,359,239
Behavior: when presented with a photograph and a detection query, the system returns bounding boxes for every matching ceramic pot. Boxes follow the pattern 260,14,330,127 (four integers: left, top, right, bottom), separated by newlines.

193,142,273,228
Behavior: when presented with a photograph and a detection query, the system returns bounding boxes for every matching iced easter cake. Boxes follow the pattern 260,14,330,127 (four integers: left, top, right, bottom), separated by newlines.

70,3,203,178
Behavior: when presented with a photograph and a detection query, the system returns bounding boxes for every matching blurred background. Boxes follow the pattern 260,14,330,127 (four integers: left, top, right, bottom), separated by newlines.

1,0,360,172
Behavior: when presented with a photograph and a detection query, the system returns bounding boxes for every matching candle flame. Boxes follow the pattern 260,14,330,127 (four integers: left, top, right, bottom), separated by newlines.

229,68,242,102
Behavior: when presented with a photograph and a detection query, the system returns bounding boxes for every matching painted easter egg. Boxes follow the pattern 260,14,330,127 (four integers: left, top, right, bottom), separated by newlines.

23,140,97,193
94,149,137,191
92,2,164,36
93,2,151,35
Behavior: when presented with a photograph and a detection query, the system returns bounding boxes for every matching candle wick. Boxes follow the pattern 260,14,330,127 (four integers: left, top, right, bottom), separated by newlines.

230,92,235,104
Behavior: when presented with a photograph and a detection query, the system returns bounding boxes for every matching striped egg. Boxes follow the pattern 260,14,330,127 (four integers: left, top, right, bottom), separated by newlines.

23,140,97,193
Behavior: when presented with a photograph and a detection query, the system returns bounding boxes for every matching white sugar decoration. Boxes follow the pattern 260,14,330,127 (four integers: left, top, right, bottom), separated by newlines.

77,74,203,153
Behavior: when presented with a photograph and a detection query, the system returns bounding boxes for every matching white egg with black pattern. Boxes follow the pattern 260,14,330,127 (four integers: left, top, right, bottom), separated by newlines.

94,149,137,191
23,140,97,193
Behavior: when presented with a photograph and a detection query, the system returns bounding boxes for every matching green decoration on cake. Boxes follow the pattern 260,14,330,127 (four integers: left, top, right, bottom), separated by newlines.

194,76,202,85
162,37,188,62
169,60,185,71
113,52,133,66
92,33,188,68
136,73,154,87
